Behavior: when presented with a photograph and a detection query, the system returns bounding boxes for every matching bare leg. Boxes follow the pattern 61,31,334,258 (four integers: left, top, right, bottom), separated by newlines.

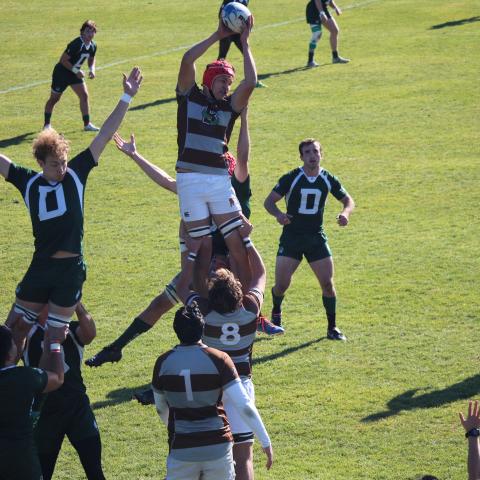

233,443,254,480
71,82,90,124
44,92,62,126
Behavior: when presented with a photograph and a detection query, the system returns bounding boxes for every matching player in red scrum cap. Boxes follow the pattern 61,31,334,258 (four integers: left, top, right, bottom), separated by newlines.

174,16,258,297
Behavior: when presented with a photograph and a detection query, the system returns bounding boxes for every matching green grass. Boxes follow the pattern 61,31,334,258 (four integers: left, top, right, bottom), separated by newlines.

1,0,480,478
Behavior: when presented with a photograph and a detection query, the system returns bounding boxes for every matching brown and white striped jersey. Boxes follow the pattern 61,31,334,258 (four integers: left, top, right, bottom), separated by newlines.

152,343,240,462
176,84,239,175
195,289,262,378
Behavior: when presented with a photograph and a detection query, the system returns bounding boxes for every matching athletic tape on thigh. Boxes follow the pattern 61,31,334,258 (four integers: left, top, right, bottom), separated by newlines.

187,225,211,238
47,313,72,328
219,216,242,238
14,304,39,324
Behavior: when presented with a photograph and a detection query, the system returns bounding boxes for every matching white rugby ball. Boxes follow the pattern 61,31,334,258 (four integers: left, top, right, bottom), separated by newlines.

221,2,251,34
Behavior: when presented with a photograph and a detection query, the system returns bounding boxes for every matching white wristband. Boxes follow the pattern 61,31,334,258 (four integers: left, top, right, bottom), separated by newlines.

243,237,253,248
50,343,61,353
187,252,198,262
120,93,132,104
71,66,80,74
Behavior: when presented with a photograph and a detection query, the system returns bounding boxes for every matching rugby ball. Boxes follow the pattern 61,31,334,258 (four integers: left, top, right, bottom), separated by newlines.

221,2,251,34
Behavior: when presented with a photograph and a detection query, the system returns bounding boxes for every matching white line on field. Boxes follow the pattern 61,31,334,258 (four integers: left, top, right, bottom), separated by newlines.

0,0,381,95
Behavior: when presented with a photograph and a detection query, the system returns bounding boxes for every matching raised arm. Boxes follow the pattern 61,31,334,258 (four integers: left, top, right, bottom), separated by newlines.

177,20,234,95
0,154,12,179
75,302,96,345
238,223,266,295
264,191,292,226
38,326,67,393
234,107,250,183
113,133,177,193
89,67,143,163
337,193,355,226
231,17,257,113
460,401,480,480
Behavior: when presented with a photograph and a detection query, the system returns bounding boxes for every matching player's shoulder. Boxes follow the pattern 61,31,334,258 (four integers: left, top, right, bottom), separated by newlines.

202,345,232,366
280,166,303,183
68,36,83,48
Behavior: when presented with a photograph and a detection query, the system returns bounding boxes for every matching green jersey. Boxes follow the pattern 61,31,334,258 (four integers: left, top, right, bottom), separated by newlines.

6,149,96,258
0,365,47,447
24,322,86,405
231,173,252,219
273,167,347,234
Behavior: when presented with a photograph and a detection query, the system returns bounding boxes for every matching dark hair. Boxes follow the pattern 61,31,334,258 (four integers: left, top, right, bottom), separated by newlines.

208,268,243,314
173,303,204,344
420,476,439,480
0,326,13,368
80,20,97,33
298,138,323,157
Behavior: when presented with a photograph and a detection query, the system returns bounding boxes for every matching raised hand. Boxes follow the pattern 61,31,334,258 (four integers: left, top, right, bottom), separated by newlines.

123,67,143,97
113,132,137,157
460,400,480,432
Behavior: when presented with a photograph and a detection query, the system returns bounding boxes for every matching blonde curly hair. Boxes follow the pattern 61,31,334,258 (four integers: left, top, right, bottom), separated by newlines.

32,129,70,163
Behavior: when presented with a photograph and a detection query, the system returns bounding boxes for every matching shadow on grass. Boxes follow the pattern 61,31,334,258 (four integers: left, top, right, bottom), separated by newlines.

362,373,480,422
430,16,480,29
91,382,151,410
92,338,326,409
258,66,314,82
253,337,326,367
130,96,176,112
0,132,36,148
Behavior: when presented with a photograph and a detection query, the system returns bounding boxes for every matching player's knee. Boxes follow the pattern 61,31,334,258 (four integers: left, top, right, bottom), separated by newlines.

46,313,71,328
321,280,335,296
219,216,242,239
14,304,39,326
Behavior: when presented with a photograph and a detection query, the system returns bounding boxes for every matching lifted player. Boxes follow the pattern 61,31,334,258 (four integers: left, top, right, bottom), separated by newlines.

1,67,143,355
264,138,355,340
175,15,257,293
306,0,350,67
43,20,100,131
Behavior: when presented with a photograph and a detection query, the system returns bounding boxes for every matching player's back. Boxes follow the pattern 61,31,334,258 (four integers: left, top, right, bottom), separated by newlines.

152,343,237,461
203,306,257,378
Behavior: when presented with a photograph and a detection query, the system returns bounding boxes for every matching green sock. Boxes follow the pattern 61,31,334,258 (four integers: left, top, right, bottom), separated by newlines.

272,288,284,314
322,296,336,330
109,317,152,350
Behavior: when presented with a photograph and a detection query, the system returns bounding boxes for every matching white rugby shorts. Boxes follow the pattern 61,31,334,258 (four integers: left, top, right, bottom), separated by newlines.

166,446,235,480
177,172,241,222
223,377,255,443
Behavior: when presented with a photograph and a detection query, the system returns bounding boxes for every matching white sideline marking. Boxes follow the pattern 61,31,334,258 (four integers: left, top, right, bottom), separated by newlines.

0,0,381,95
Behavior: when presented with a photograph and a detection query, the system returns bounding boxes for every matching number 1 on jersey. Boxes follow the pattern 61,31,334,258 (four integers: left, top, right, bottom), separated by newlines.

180,369,194,401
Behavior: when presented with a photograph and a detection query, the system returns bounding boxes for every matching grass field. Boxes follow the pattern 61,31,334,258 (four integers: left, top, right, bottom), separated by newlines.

1,1,480,478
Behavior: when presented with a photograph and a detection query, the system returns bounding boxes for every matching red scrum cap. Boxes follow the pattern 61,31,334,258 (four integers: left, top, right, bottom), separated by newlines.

202,60,235,90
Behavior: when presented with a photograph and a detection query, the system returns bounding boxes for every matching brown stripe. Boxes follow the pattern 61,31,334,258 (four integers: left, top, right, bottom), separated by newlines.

188,119,228,139
172,428,233,449
152,350,175,390
181,149,227,169
161,374,223,392
173,405,221,421
235,362,252,377
203,348,239,386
